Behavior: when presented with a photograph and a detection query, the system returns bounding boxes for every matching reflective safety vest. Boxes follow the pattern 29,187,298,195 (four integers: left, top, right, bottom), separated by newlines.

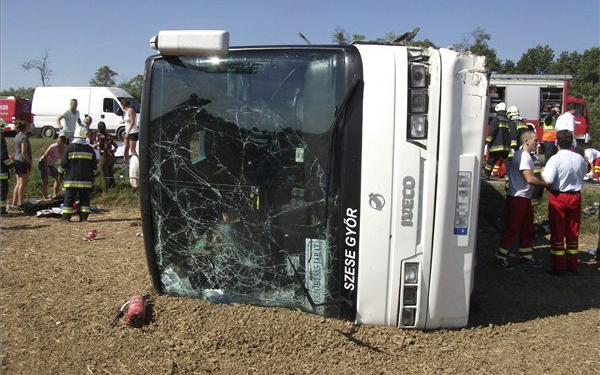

0,133,12,178
541,116,557,142
60,143,97,189
486,112,514,153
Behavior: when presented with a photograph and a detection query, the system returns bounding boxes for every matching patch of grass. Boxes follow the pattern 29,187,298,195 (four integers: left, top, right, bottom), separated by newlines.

6,136,140,208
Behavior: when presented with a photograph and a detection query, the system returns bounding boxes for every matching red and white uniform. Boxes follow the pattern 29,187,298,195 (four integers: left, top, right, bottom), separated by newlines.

541,149,586,271
584,148,600,180
496,149,536,260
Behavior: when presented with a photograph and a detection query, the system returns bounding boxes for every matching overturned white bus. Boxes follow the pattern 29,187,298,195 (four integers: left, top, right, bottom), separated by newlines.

139,30,489,329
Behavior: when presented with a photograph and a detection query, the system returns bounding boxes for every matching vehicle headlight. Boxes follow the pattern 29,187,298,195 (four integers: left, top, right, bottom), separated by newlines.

409,90,428,113
407,60,429,140
409,64,427,88
409,115,427,139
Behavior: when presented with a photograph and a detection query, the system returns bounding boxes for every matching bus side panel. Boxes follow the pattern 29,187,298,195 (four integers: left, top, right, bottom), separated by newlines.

425,50,488,329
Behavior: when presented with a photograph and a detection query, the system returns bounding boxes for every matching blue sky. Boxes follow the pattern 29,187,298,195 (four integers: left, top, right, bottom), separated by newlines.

1,0,599,90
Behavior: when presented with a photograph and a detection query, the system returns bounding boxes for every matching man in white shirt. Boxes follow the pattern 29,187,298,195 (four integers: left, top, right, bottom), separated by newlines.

495,130,549,270
554,103,576,145
541,130,586,276
56,99,82,143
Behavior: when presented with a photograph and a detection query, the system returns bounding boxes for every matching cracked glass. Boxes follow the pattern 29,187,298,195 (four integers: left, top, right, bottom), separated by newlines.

144,49,354,316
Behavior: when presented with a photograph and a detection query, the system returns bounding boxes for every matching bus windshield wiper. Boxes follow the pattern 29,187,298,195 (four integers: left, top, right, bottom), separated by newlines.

325,74,362,214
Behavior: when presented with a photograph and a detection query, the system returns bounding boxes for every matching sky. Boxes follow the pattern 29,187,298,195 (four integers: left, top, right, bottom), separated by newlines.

1,0,599,90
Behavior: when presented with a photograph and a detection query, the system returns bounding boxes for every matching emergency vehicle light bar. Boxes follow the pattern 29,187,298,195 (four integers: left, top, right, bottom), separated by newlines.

150,30,230,56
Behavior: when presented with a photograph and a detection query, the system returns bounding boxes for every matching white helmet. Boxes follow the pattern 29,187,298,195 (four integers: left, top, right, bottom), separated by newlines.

74,125,88,139
507,105,520,118
495,102,506,112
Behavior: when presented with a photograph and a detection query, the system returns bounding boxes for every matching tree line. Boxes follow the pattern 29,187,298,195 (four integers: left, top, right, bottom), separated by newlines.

2,28,598,141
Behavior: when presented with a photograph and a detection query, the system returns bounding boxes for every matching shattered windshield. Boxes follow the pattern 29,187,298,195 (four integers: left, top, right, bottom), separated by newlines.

145,49,350,315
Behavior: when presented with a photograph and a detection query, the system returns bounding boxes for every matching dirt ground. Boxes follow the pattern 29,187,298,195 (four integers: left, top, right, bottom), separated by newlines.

1,185,600,375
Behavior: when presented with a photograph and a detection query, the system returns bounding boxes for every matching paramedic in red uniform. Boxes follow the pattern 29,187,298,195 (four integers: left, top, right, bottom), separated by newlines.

495,130,548,270
541,130,586,276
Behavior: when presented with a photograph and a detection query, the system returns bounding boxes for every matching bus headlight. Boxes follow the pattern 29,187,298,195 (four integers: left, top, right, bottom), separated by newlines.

404,262,419,284
407,60,429,140
403,286,417,306
409,64,427,88
409,90,428,113
401,307,417,326
409,115,427,139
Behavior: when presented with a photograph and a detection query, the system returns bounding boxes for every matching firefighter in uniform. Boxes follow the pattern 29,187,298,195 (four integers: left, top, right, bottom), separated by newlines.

484,102,515,178
541,130,586,276
0,119,14,215
60,125,97,222
541,106,560,162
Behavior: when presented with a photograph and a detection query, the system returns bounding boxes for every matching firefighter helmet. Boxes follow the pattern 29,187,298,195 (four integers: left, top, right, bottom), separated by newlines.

495,102,506,112
507,105,520,118
74,125,88,139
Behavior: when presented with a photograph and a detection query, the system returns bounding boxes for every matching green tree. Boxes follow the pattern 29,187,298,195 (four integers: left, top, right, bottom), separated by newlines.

22,51,53,87
90,66,118,86
498,60,516,74
408,39,437,48
351,34,366,43
455,28,501,73
569,47,600,145
0,87,35,99
549,51,581,75
515,45,554,74
332,27,350,44
574,47,600,84
119,75,144,102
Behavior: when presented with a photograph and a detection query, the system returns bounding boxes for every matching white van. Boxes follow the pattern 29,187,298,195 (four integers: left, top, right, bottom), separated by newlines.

31,87,140,139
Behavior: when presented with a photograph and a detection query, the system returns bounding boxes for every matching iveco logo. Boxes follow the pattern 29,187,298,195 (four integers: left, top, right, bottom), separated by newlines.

368,193,385,211
401,176,416,227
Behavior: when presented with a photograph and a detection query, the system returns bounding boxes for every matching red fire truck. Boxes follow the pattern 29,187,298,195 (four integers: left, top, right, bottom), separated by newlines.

489,74,590,141
0,96,34,136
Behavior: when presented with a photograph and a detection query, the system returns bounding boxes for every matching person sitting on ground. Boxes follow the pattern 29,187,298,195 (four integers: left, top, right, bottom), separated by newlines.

38,136,67,199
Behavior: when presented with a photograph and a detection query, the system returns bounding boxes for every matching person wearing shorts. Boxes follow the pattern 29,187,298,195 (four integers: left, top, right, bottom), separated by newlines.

38,136,67,199
11,121,32,208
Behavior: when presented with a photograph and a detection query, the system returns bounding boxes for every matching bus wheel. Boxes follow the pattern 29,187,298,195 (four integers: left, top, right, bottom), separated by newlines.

41,126,56,139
